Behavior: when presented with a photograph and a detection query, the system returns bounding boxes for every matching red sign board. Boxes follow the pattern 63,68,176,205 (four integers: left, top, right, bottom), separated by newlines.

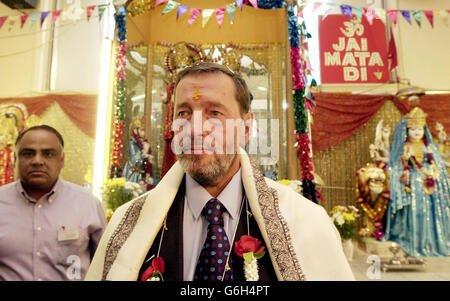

319,15,389,84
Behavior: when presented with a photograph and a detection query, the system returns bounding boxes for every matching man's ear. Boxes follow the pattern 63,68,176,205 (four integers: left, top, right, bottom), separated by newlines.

243,112,254,146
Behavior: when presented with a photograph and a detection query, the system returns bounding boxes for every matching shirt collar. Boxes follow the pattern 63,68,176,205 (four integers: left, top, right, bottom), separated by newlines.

185,169,243,221
17,178,62,204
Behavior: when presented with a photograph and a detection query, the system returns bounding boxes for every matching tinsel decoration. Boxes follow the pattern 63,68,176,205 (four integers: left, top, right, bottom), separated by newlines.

110,5,128,177
287,4,317,203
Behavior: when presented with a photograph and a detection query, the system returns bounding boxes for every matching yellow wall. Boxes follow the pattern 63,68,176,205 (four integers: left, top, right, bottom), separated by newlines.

127,0,287,45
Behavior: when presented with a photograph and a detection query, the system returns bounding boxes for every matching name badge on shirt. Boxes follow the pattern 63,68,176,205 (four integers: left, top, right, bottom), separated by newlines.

58,227,80,241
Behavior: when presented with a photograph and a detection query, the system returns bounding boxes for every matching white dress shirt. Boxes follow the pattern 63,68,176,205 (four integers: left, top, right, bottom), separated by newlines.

183,169,243,281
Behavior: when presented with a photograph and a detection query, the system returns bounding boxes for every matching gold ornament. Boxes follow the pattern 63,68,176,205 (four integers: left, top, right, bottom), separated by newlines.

406,107,427,129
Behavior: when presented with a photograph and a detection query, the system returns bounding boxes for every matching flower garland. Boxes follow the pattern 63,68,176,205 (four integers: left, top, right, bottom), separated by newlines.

356,162,390,240
234,235,265,281
109,5,128,178
402,135,438,195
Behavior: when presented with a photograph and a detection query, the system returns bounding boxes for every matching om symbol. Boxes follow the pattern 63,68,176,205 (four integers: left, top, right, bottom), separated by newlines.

340,20,364,37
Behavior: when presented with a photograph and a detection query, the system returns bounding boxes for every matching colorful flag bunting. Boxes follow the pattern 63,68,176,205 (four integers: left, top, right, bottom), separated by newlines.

20,13,29,29
98,4,107,21
29,12,40,27
86,5,96,22
236,0,243,11
412,10,421,27
424,10,433,27
0,16,7,30
353,6,363,21
215,6,226,27
40,11,50,27
188,8,201,26
312,2,322,13
248,0,258,9
177,5,189,19
400,10,411,24
155,0,169,8
340,4,352,19
387,9,397,25
162,0,179,15
364,7,374,25
202,9,214,28
52,10,61,26
374,8,386,23
438,9,448,27
226,3,236,24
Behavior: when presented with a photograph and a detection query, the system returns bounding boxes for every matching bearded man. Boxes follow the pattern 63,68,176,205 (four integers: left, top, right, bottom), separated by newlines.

86,62,354,281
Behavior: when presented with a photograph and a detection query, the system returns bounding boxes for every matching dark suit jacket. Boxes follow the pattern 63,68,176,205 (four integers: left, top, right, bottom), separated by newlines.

138,177,277,281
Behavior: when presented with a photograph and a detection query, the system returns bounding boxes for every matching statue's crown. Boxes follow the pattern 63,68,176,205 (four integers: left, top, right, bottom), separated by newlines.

406,107,427,128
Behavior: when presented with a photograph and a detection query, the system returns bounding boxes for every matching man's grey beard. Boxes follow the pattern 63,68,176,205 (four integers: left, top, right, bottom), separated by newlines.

177,153,237,186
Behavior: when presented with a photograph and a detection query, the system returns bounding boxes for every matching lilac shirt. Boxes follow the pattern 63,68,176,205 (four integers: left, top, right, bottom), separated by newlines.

0,179,106,281
183,169,243,280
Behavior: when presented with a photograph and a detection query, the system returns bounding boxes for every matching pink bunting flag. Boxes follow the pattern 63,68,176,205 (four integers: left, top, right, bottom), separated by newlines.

248,0,258,9
297,9,303,17
155,0,169,8
387,9,398,26
0,16,8,30
86,5,96,22
312,2,322,13
52,10,61,26
215,6,226,27
424,10,433,27
188,8,201,26
20,13,29,29
364,7,374,25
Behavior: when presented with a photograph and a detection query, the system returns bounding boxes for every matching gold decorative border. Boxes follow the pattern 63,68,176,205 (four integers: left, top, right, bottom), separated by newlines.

250,159,305,281
101,195,147,280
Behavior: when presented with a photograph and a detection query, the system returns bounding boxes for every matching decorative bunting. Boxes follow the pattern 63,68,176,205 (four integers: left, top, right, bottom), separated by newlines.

364,7,374,25
188,8,201,26
40,11,50,27
215,6,226,27
0,16,7,30
387,9,397,25
98,4,107,21
202,9,214,28
236,0,243,11
340,4,352,19
424,10,433,27
51,10,61,26
412,10,421,27
155,0,169,8
20,14,29,29
177,5,189,19
374,8,386,23
226,3,236,24
248,0,258,9
400,10,411,24
86,5,96,22
162,0,180,15
29,12,40,28
352,6,363,21
438,9,448,27
312,2,322,13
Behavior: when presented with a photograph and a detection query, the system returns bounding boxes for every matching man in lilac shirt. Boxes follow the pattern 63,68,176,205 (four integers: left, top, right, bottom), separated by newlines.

0,125,106,281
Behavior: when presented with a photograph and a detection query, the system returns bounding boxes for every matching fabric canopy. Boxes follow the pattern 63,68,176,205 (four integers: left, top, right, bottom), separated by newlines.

311,93,450,152
0,94,98,138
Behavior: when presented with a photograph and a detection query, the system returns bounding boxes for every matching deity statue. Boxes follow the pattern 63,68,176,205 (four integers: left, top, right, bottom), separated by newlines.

0,115,17,186
435,122,450,168
384,107,450,257
122,117,156,192
356,162,390,240
369,120,391,164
